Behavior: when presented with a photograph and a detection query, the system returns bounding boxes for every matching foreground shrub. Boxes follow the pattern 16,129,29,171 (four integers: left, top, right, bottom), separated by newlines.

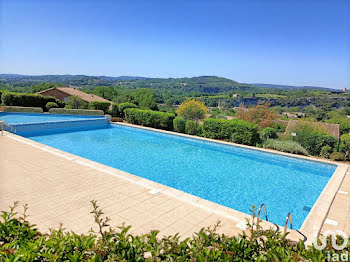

173,116,186,133
340,133,350,160
124,108,175,130
260,127,278,141
45,102,58,110
1,201,349,261
330,152,345,161
273,122,286,133
320,145,333,159
327,112,350,134
203,118,258,146
2,106,43,113
49,108,104,115
1,91,62,110
110,103,121,117
288,121,337,156
65,95,88,109
118,102,138,117
89,101,111,113
265,139,308,155
185,120,200,135
177,99,207,120
296,132,337,156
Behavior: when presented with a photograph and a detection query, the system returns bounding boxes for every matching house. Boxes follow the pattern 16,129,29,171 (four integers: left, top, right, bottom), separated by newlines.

282,112,306,118
284,120,340,139
38,87,112,104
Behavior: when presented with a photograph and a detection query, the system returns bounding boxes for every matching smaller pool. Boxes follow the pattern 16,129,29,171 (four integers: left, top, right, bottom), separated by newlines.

0,112,105,124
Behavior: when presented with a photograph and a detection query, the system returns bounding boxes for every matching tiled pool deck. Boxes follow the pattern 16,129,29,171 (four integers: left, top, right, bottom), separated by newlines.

1,129,349,244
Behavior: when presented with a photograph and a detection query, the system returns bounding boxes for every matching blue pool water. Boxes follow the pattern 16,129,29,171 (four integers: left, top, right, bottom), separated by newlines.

0,112,104,124
24,123,337,229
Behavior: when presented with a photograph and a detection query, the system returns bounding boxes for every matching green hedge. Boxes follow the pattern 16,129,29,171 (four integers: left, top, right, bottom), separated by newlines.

124,108,175,130
118,102,138,117
1,106,43,113
89,101,111,113
1,201,349,261
203,118,258,146
185,120,200,135
110,104,121,117
46,102,58,110
295,132,337,156
49,108,104,115
1,91,64,111
173,117,186,133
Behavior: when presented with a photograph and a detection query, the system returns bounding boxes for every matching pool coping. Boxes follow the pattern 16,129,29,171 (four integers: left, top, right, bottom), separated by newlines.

5,121,348,245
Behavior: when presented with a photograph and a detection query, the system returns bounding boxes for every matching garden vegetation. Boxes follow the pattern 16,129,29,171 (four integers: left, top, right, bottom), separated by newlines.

124,108,175,131
0,201,349,261
1,91,63,111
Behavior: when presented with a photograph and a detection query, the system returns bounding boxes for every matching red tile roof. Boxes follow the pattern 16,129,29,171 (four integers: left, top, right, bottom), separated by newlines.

38,87,111,103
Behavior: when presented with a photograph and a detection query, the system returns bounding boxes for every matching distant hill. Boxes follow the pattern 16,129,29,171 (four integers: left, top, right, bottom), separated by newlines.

0,74,337,94
251,83,336,91
0,74,146,83
0,74,258,93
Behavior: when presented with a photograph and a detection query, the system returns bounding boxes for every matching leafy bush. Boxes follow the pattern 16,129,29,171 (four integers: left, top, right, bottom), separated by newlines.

273,122,286,132
118,102,138,117
320,145,333,159
1,202,349,261
330,152,345,161
65,95,88,109
295,132,337,156
265,139,308,155
236,101,278,129
260,127,278,141
185,120,200,135
340,133,350,160
45,102,58,110
89,101,111,113
49,108,104,115
110,103,121,117
124,108,175,130
203,118,258,146
133,88,158,110
327,111,350,135
1,91,63,111
177,99,207,120
2,106,43,113
173,117,186,133
288,121,337,156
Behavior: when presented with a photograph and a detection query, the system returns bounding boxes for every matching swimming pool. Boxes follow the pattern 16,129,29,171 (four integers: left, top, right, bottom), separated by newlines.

0,112,105,124
23,123,337,229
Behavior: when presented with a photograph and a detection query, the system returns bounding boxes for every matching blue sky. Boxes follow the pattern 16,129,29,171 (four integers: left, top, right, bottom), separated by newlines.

0,0,349,88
